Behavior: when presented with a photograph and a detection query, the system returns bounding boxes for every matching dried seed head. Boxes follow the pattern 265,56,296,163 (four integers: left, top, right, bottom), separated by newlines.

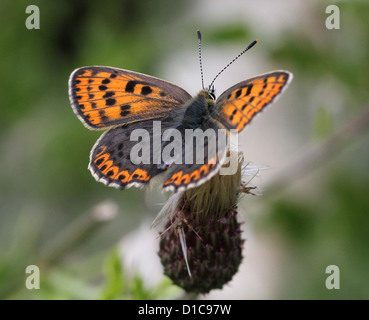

159,207,244,294
157,151,256,294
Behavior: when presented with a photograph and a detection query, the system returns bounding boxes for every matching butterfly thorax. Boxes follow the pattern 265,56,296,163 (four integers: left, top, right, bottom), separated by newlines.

181,90,215,128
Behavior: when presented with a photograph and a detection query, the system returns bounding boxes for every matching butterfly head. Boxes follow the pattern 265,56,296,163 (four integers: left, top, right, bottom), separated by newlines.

198,88,215,103
208,86,216,100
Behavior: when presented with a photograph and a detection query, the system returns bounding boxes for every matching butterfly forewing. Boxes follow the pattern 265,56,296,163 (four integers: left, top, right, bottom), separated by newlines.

214,71,292,132
69,66,192,130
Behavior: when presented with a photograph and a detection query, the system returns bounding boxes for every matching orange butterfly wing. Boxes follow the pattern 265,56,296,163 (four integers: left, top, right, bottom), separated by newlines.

69,66,192,130
214,71,292,132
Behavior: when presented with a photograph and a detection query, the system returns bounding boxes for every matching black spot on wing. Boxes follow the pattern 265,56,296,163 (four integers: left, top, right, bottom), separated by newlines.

125,81,137,93
245,85,253,96
103,91,115,98
120,105,131,111
106,98,116,106
262,78,267,89
141,86,152,96
120,110,131,117
99,110,108,121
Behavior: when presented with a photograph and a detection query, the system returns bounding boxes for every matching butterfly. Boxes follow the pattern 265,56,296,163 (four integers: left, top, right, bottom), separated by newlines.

68,32,293,193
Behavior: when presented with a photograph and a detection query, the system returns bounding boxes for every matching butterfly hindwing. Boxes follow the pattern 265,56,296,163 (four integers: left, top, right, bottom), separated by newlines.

69,66,192,130
162,119,227,192
214,71,292,132
89,118,178,189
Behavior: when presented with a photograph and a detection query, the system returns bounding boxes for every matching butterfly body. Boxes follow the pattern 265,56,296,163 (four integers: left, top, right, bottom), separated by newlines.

180,90,215,128
69,65,292,192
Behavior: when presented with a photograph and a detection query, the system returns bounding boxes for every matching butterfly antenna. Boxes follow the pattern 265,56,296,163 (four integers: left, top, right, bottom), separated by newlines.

197,29,205,90
209,39,258,92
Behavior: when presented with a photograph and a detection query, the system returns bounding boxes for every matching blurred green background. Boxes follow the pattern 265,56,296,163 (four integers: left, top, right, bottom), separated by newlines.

0,0,368,299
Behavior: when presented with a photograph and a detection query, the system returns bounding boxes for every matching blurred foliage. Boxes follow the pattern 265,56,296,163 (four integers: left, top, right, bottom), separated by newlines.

205,24,251,43
260,153,369,299
261,1,369,299
0,0,368,299
101,249,179,300
313,107,333,140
